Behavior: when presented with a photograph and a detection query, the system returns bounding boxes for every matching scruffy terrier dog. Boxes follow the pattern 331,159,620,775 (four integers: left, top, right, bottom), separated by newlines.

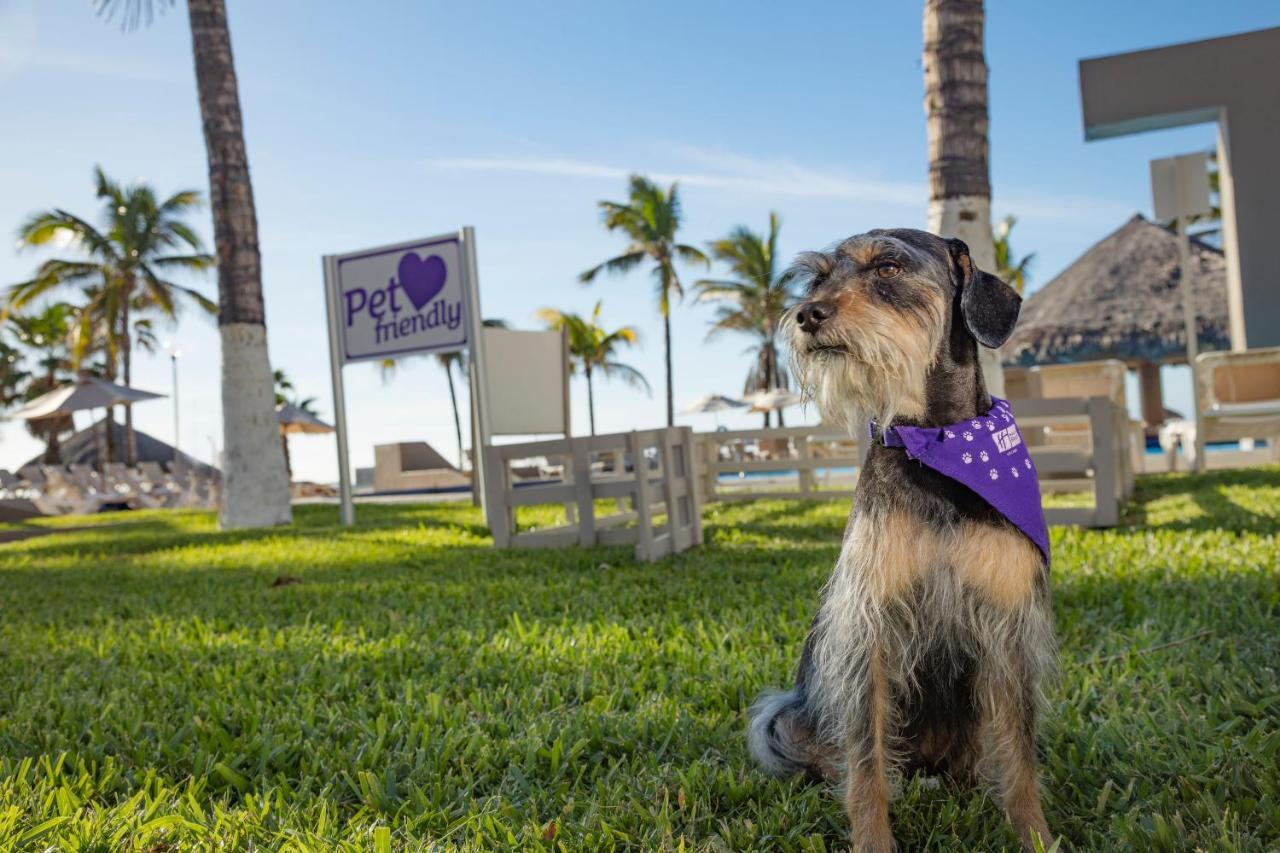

748,229,1055,852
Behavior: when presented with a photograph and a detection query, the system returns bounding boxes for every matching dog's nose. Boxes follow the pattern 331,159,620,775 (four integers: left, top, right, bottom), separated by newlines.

795,301,834,335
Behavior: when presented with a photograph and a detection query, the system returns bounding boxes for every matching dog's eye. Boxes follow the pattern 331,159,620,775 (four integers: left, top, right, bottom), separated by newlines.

875,263,901,279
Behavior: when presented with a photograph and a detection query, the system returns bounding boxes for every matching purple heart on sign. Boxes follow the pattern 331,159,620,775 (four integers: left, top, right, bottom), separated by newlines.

398,252,447,310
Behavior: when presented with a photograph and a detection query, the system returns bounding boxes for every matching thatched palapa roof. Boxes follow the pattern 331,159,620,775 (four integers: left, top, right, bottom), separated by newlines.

1004,214,1230,366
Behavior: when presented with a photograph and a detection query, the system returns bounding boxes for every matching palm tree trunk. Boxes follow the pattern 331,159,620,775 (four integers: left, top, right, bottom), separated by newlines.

280,430,292,479
121,295,137,466
43,364,64,464
586,365,596,436
923,0,1004,395
663,311,674,427
762,344,773,429
771,343,785,427
445,362,464,468
104,377,117,465
188,0,291,528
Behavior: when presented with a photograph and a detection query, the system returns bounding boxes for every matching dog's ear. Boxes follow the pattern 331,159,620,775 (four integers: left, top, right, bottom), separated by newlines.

947,238,1021,348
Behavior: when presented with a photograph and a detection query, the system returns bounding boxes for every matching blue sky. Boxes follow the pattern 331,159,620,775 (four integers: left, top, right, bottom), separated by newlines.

2,1,1276,482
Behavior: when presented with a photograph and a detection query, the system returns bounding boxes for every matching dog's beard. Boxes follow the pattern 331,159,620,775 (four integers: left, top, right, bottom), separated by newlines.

787,304,943,431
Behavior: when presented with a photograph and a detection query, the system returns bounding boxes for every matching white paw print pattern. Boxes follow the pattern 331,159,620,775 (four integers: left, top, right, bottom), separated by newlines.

979,450,990,462
985,420,995,431
945,430,956,439
1011,467,1020,478
988,468,999,480
961,451,973,464
971,420,982,429
1024,458,1032,469
963,431,974,441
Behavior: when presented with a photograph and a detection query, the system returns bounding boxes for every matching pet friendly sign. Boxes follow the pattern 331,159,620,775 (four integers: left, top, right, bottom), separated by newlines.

330,233,470,363
323,229,491,527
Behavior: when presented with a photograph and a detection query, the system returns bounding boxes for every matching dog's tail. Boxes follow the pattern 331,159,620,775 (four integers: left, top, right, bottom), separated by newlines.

747,688,828,778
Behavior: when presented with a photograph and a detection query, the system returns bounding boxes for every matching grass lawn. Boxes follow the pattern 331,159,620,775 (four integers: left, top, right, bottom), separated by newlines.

0,468,1277,851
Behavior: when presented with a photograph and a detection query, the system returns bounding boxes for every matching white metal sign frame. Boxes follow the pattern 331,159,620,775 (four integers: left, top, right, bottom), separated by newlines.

323,227,491,526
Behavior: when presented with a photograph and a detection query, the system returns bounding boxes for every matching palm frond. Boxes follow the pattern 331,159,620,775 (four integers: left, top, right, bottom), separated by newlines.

598,361,651,395
580,250,646,283
673,243,709,269
152,252,216,272
158,189,204,214
92,0,174,32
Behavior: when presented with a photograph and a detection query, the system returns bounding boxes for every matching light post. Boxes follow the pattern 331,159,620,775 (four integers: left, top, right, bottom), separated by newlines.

164,341,181,463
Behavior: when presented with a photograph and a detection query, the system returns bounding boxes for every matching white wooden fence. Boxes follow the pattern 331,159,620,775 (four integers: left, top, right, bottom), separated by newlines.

691,397,1132,527
483,427,702,561
694,426,863,502
481,400,1130,559
1014,395,1133,528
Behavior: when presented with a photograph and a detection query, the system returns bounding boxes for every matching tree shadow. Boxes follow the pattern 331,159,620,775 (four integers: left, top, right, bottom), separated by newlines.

1121,466,1279,534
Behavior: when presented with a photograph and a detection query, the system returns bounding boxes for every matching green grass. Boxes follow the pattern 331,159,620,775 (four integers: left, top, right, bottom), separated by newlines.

0,469,1277,851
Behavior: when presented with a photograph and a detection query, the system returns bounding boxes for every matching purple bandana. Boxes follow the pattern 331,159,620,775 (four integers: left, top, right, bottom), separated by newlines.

872,397,1050,565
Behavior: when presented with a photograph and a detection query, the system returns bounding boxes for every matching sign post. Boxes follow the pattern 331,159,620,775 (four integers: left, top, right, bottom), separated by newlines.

1151,153,1213,471
322,229,486,526
459,227,491,518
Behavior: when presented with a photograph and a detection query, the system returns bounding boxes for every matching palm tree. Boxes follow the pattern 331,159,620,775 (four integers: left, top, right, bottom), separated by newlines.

694,212,795,428
272,368,319,479
272,369,296,407
993,215,1034,296
536,302,649,435
581,176,708,427
376,319,509,468
923,0,1005,394
94,0,292,528
7,304,78,463
8,167,215,464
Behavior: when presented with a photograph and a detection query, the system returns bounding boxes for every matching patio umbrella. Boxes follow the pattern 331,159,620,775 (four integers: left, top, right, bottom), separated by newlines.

15,375,166,421
277,402,334,434
746,389,805,413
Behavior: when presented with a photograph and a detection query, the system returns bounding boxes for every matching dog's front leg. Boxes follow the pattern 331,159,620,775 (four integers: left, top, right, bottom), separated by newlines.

845,646,896,853
977,666,1052,851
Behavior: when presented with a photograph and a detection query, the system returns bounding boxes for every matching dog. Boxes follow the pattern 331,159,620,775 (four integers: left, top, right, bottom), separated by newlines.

748,229,1056,852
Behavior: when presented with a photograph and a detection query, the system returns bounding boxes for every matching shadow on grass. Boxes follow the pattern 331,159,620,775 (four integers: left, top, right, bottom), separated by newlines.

1121,465,1280,534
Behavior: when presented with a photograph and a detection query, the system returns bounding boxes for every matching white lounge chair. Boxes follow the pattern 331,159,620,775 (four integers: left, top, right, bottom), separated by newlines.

1193,346,1280,472
67,464,133,512
0,469,23,500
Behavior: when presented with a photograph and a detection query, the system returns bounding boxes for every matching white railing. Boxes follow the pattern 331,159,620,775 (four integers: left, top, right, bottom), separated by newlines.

694,426,863,502
692,399,1132,528
483,427,701,561
1012,396,1132,527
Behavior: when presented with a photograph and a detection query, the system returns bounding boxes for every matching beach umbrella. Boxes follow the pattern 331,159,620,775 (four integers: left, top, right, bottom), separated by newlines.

681,394,749,429
681,394,749,415
276,402,334,434
746,388,804,413
15,376,165,421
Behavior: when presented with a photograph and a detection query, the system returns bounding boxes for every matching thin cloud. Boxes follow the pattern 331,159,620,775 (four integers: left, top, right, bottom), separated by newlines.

425,155,924,207
425,152,1133,224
